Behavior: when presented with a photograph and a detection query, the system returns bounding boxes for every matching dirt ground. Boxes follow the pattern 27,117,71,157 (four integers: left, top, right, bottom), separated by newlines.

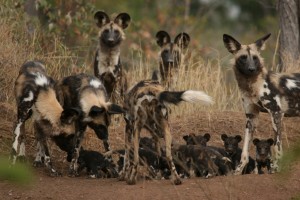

1,103,300,200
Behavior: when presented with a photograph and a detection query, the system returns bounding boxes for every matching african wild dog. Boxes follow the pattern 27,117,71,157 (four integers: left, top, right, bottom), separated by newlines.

55,73,125,175
253,138,274,174
221,134,255,174
223,33,299,174
12,61,80,176
77,148,118,178
183,133,211,146
156,30,190,90
121,79,213,185
172,144,226,178
183,133,232,176
93,11,131,100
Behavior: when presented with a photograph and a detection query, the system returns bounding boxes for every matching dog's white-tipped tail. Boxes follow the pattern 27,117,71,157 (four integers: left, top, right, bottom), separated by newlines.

181,90,214,105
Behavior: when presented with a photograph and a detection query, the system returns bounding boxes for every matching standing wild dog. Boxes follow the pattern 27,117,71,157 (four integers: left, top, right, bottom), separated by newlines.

93,11,131,101
12,61,80,176
156,30,190,90
121,79,213,185
55,73,125,175
223,33,300,174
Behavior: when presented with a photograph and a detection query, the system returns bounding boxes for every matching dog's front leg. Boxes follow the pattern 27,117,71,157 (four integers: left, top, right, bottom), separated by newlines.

235,100,259,175
270,111,283,173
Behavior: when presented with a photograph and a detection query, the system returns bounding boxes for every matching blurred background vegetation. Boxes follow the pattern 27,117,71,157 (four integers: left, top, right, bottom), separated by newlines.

6,0,278,70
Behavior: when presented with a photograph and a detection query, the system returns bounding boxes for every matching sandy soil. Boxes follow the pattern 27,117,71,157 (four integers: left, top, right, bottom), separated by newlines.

1,103,300,200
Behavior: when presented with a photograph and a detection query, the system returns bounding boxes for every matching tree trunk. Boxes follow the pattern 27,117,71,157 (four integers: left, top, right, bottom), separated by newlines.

278,0,299,71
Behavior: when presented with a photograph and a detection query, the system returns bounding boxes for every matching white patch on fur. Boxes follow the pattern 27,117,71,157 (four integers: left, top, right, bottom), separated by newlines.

97,48,120,77
34,72,49,86
259,82,271,96
23,91,34,102
181,90,213,105
18,142,26,156
134,95,155,117
273,95,281,109
90,79,102,88
13,122,22,152
261,99,270,104
34,141,45,162
286,79,297,90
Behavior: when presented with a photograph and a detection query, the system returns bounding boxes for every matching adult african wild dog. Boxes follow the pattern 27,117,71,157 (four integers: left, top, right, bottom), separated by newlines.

93,11,131,100
223,33,299,174
12,61,80,176
156,30,190,89
121,79,213,185
55,73,124,175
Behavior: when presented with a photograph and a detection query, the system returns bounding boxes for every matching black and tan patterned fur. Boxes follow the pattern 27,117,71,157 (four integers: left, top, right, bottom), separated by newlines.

93,11,131,101
11,61,80,176
55,73,125,176
156,31,190,90
223,33,300,174
120,79,213,185
253,138,274,174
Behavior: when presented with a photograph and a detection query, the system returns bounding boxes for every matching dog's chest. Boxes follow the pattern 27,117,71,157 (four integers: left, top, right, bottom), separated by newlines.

244,74,300,115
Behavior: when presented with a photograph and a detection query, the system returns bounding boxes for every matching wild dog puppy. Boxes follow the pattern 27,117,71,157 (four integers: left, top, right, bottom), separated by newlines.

113,148,161,179
183,133,231,176
221,134,255,174
223,33,298,174
12,61,79,176
55,73,125,175
77,148,118,178
183,133,210,146
253,138,274,174
172,145,221,178
156,31,190,90
93,11,131,100
121,79,213,185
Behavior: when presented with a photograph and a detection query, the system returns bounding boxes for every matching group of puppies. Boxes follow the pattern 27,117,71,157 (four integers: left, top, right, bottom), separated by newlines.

75,133,275,179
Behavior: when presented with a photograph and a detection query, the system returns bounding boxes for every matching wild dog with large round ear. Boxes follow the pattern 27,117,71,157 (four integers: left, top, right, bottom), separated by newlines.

155,30,190,90
93,11,131,100
55,73,125,176
11,61,80,176
223,33,299,175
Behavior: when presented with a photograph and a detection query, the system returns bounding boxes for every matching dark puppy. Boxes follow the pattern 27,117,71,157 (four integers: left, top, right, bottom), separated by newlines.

183,133,231,176
221,134,255,174
114,148,161,179
253,138,274,174
172,144,222,178
77,149,118,178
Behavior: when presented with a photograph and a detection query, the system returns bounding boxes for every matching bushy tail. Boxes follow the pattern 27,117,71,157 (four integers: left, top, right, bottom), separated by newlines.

158,90,213,105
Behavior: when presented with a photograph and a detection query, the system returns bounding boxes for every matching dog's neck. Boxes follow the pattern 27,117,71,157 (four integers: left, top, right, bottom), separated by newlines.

97,44,121,78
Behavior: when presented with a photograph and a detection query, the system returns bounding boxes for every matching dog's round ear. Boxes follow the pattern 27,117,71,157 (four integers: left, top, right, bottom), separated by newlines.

174,32,190,49
89,105,105,117
203,133,211,142
267,138,274,146
60,107,81,124
156,30,171,47
253,138,260,146
114,13,131,29
221,134,228,141
94,11,110,28
235,135,242,143
183,135,189,141
223,34,241,54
